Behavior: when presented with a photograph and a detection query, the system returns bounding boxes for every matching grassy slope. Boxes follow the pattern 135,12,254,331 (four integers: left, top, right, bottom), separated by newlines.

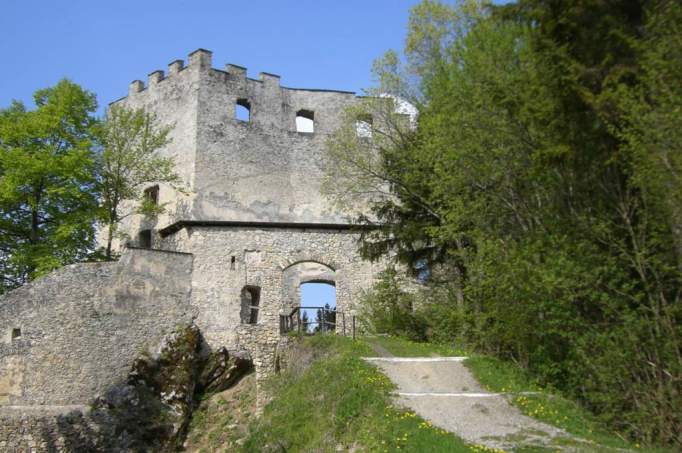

372,336,672,453
184,335,673,452
242,335,502,453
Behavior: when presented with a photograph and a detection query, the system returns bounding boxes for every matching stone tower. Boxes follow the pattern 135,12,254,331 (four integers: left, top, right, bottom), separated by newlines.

113,48,361,241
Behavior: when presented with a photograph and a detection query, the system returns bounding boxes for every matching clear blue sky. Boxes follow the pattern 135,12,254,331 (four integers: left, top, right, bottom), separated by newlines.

1,0,431,113
301,283,336,331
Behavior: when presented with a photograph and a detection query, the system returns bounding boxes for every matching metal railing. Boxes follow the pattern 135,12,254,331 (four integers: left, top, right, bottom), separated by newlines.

280,306,357,339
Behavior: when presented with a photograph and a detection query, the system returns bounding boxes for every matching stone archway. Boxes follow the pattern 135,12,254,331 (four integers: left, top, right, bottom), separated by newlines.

281,261,336,312
282,260,338,334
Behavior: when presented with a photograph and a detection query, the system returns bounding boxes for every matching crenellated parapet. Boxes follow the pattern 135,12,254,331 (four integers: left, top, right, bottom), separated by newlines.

118,49,285,101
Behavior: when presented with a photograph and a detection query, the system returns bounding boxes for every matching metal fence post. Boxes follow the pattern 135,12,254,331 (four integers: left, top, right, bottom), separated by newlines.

352,315,356,340
342,312,346,336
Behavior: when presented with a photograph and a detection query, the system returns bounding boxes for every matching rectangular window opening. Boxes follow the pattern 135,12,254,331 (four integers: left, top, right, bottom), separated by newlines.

241,286,261,324
143,185,159,205
11,328,21,340
138,229,152,248
236,99,251,122
296,109,315,133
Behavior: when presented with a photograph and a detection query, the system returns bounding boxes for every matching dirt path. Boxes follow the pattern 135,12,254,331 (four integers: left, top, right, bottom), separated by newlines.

363,353,581,451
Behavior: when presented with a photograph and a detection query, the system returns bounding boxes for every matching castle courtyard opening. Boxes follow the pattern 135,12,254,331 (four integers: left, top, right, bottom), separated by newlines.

300,282,336,333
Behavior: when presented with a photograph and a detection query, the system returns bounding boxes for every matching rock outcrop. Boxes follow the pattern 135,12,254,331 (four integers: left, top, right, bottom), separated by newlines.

0,324,253,452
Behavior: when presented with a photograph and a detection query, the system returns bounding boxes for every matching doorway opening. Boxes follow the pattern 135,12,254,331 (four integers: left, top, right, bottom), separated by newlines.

299,282,336,333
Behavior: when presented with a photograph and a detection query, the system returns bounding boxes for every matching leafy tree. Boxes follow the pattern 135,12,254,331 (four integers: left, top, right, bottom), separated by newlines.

314,303,337,333
328,0,682,445
360,268,426,341
301,310,310,334
97,104,182,259
0,79,99,290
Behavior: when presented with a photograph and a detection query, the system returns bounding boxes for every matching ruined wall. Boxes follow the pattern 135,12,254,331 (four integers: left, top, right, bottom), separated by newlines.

0,407,96,452
103,49,362,252
193,59,357,223
0,248,194,406
160,225,375,348
158,225,377,389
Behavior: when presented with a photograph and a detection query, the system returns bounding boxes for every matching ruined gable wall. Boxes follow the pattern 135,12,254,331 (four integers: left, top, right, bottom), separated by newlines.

0,249,194,406
193,55,358,223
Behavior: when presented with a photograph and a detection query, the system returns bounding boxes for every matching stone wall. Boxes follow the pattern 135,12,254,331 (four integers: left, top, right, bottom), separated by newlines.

105,49,363,252
0,407,96,452
159,225,375,349
0,248,194,406
193,60,357,224
158,224,378,398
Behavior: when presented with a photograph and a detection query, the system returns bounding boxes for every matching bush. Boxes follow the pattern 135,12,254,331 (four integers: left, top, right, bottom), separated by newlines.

360,267,428,341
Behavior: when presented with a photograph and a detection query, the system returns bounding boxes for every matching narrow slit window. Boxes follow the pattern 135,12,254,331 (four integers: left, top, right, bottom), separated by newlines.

295,109,314,133
236,99,250,122
240,286,261,324
230,256,236,270
355,114,373,138
138,229,152,248
143,185,159,206
11,328,21,341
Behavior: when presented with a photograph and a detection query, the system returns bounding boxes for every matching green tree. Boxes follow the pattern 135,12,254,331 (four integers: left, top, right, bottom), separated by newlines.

328,0,681,445
97,104,182,259
0,79,99,290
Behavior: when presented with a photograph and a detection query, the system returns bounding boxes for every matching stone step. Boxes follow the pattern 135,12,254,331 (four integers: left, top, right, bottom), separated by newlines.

362,356,468,362
362,357,484,394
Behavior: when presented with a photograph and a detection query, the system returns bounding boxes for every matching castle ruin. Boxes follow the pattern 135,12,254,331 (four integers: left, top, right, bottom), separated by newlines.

0,49,383,450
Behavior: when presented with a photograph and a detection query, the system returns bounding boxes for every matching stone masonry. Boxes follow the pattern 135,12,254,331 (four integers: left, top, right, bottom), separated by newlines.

0,49,382,450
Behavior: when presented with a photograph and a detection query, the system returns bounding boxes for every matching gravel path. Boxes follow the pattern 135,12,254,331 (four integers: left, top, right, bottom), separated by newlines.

363,354,574,451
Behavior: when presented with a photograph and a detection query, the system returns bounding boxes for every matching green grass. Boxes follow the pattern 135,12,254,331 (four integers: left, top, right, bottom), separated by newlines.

465,356,675,453
243,335,502,453
369,334,468,357
185,372,258,452
365,335,676,453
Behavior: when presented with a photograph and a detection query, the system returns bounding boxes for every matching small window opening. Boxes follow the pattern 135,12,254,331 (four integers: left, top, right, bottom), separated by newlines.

11,328,21,341
355,114,373,138
296,109,315,133
138,229,152,248
236,98,250,122
143,185,159,206
240,286,261,324
230,256,236,270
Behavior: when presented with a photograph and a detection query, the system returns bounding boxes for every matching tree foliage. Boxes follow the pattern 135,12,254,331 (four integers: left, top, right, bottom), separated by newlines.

327,0,682,446
0,79,99,289
97,105,182,258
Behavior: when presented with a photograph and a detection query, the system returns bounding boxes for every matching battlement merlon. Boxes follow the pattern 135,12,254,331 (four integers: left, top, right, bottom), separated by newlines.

112,48,357,106
188,48,212,71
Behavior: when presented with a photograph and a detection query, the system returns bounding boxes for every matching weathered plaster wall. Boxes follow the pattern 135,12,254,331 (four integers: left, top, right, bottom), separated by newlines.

101,49,363,253
100,51,203,251
0,248,194,406
193,62,357,223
